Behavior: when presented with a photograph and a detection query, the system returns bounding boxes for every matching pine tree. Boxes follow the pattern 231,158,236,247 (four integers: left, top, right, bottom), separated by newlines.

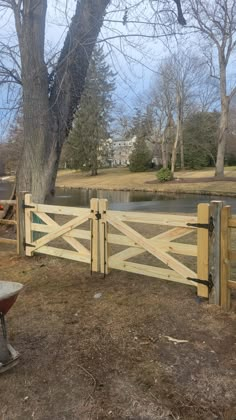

128,107,153,172
65,45,115,175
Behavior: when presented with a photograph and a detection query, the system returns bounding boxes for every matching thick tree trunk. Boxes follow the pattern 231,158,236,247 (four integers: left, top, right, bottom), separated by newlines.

215,96,230,177
15,0,109,203
171,93,182,175
215,57,229,178
180,127,184,170
161,133,168,169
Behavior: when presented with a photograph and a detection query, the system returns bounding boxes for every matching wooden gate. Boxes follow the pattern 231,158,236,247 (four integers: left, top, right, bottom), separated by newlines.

23,194,211,298
98,199,210,298
23,194,101,269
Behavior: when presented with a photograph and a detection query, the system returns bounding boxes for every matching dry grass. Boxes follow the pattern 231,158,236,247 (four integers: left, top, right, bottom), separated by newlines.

56,167,236,196
0,217,236,419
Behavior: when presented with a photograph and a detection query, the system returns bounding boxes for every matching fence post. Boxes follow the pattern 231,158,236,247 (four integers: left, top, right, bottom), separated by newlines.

99,199,109,276
24,193,34,257
16,192,26,256
90,198,100,272
209,201,224,305
220,205,231,310
197,203,209,298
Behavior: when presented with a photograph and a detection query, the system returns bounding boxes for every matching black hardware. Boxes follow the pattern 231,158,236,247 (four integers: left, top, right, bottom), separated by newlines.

187,274,213,291
95,211,101,221
187,216,214,234
23,204,35,209
24,241,35,249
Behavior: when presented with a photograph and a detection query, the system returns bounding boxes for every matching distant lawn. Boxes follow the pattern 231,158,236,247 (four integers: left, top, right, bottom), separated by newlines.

56,167,236,196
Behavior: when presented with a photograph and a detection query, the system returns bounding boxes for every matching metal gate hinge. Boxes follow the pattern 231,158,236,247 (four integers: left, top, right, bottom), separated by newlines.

187,274,213,291
23,204,35,209
24,241,35,249
187,216,214,234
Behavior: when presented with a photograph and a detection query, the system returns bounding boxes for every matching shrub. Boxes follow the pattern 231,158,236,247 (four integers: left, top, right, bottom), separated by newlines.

156,168,173,182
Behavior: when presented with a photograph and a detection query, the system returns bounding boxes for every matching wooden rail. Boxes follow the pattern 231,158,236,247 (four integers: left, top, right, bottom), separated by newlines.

0,199,18,251
220,207,236,310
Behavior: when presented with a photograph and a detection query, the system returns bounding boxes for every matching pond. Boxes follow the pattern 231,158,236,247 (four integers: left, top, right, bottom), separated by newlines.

1,181,236,213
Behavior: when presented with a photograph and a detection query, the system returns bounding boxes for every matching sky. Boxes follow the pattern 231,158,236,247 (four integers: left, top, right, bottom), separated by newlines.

0,0,236,140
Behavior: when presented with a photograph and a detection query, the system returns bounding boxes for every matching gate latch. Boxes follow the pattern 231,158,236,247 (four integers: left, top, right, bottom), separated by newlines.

95,211,101,221
187,274,213,291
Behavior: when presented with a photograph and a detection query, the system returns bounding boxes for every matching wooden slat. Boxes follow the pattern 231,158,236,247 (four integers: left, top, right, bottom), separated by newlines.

228,280,236,290
35,246,90,263
32,203,90,217
197,203,209,298
31,213,89,253
0,219,17,225
31,223,90,239
25,194,34,256
0,238,17,245
209,201,223,305
100,199,109,275
228,217,236,228
90,198,100,272
0,200,16,205
221,206,231,310
106,213,197,279
229,250,236,260
106,210,197,227
109,258,197,287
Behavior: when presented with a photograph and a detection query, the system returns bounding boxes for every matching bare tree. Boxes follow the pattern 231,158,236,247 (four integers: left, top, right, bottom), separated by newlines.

0,0,185,202
189,0,236,177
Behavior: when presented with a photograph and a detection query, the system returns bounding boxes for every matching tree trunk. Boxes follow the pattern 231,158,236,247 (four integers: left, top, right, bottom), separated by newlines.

15,0,110,203
161,133,168,169
215,96,230,177
171,124,180,175
171,92,182,175
215,56,229,178
180,124,184,170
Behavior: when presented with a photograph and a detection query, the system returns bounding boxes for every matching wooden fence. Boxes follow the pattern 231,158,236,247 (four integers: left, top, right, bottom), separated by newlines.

2,192,236,310
0,199,18,251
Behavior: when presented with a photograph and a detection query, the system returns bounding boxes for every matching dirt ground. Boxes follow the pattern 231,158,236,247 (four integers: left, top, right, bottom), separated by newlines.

1,229,236,420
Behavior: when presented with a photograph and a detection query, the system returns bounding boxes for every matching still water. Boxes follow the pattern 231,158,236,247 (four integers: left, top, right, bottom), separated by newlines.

1,181,236,213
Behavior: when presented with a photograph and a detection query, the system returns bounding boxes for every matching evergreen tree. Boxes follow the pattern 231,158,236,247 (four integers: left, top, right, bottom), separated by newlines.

183,112,219,169
128,107,153,172
129,138,152,172
65,46,115,175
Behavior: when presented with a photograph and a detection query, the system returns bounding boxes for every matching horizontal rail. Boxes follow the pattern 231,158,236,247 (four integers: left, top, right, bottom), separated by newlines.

229,250,236,261
0,219,17,225
0,238,17,245
0,200,16,205
109,258,197,287
228,280,236,290
106,210,197,228
228,217,236,228
34,245,90,264
28,202,90,217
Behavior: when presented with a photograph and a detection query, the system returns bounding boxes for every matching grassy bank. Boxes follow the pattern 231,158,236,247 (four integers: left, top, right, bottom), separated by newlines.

56,167,236,196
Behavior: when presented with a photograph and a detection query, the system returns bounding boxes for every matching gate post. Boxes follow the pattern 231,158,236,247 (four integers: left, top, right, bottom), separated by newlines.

220,205,231,310
90,198,100,272
99,199,109,276
24,193,34,257
209,201,224,305
197,203,210,298
16,192,26,256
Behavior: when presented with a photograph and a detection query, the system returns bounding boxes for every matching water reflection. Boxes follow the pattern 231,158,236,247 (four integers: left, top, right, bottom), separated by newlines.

1,181,236,213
